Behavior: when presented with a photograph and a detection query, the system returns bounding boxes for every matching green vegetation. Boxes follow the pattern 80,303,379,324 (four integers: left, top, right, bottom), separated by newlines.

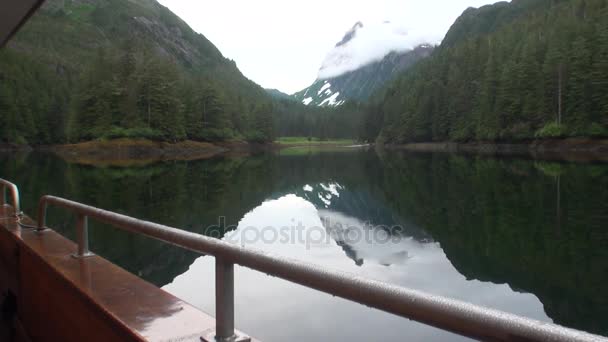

0,0,366,147
278,146,357,156
535,122,567,138
4,0,607,147
0,0,279,145
276,137,355,145
367,0,608,143
274,99,367,140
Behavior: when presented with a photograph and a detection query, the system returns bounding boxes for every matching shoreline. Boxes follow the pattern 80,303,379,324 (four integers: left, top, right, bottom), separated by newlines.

3,138,608,165
46,139,232,167
30,139,360,166
384,138,608,162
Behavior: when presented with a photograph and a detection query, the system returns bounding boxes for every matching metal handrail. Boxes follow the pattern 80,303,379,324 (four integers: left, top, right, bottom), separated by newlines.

0,178,20,217
36,195,607,342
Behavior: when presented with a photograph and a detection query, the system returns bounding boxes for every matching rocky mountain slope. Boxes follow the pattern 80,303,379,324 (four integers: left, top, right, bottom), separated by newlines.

293,21,433,107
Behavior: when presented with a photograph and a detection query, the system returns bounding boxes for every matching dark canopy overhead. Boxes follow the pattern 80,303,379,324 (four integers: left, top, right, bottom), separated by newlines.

0,0,46,47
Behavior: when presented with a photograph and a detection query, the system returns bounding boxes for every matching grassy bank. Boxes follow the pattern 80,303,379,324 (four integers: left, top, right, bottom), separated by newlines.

276,137,355,146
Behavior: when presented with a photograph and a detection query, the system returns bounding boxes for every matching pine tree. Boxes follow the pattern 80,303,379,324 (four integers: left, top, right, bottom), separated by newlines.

474,40,500,140
251,104,275,143
542,38,567,127
519,39,543,127
200,84,229,136
0,82,17,143
140,57,184,141
590,21,608,126
567,37,592,133
117,44,139,128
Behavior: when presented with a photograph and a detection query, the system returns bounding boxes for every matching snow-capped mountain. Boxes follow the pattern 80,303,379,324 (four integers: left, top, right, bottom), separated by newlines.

293,21,434,107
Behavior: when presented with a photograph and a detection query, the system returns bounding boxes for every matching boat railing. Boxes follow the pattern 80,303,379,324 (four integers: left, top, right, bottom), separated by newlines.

0,186,598,342
0,178,20,218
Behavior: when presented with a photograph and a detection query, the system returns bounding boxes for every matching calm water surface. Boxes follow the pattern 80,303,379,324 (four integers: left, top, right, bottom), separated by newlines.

1,149,607,341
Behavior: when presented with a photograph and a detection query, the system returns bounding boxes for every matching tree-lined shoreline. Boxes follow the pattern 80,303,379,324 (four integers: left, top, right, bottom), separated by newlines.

362,0,608,144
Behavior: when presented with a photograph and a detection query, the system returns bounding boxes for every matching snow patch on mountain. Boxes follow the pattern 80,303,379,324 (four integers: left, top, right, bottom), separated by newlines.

319,92,342,106
295,79,345,107
318,21,433,79
318,81,331,95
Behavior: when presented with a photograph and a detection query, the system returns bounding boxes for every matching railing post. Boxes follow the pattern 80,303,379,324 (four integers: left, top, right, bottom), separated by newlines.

0,179,21,218
211,258,250,342
72,214,94,258
215,258,235,341
0,185,5,207
36,197,48,233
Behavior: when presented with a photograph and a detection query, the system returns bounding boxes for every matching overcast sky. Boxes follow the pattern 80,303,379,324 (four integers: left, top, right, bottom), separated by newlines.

157,0,500,94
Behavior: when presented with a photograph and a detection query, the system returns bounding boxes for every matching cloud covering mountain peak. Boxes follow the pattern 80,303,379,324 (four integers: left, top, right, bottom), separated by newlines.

317,21,433,79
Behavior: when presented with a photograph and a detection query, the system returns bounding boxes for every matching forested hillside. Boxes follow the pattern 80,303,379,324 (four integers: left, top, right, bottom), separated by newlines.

0,0,278,145
274,99,367,139
372,0,608,144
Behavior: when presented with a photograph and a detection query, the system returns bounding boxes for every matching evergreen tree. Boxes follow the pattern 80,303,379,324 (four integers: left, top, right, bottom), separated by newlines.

376,0,608,143
137,56,185,141
567,37,593,133
474,40,500,140
251,104,275,143
591,20,608,127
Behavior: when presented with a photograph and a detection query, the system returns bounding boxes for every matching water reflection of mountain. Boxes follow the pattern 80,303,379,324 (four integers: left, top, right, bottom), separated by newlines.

269,182,433,267
1,150,607,336
274,182,432,238
320,209,418,267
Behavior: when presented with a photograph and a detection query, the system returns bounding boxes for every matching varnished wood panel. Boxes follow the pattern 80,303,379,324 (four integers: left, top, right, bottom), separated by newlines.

19,244,144,342
0,209,226,342
0,221,20,295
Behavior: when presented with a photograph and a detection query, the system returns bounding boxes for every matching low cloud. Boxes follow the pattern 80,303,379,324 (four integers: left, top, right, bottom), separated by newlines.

317,21,439,79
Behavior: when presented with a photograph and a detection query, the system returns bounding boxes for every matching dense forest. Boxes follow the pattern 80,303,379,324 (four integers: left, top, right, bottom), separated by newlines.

66,42,281,143
365,0,608,143
274,98,367,139
3,0,607,146
0,0,281,144
0,0,359,146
